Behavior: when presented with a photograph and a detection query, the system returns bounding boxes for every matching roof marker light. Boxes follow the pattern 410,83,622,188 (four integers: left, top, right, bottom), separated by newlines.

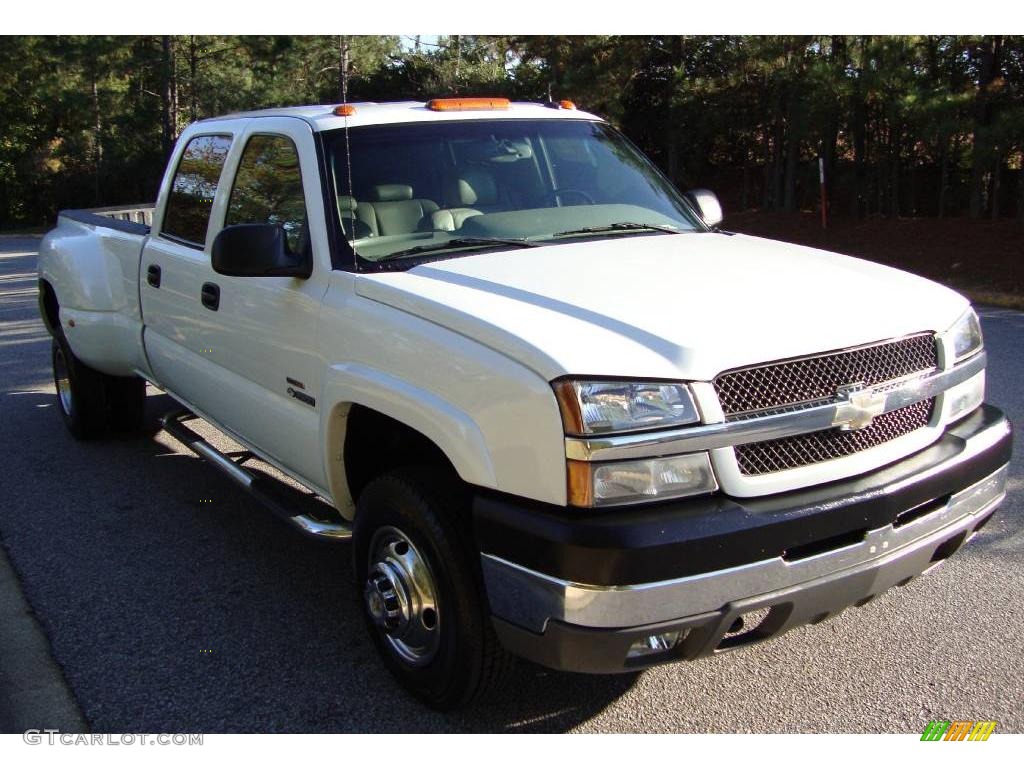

426,97,510,112
333,104,357,117
559,100,577,110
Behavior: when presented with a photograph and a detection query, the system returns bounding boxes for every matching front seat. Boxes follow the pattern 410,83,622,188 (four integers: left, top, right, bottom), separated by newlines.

357,185,439,236
337,195,374,240
431,167,502,231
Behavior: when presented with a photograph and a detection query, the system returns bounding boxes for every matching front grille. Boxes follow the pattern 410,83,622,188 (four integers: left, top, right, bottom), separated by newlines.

714,333,938,417
734,398,935,475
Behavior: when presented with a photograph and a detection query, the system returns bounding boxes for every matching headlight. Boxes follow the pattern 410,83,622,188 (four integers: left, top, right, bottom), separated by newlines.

946,308,983,363
567,453,718,507
553,379,700,435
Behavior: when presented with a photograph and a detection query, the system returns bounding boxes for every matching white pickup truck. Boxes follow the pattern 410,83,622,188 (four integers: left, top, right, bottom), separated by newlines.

38,98,1011,709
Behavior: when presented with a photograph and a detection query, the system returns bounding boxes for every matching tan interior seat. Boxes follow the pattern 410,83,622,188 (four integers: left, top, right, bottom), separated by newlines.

337,195,374,240
356,184,439,236
431,167,501,231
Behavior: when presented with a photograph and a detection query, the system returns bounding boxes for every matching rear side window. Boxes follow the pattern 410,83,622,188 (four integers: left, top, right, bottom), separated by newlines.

161,134,232,246
225,134,308,255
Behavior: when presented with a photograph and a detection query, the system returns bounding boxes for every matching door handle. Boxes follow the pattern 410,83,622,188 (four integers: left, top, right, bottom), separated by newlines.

146,264,161,288
200,282,220,311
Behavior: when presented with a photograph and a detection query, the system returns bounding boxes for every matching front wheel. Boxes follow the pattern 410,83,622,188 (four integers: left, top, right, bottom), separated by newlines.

352,469,513,709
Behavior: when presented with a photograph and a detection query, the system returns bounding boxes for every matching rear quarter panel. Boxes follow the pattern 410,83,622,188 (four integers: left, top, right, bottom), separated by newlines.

38,216,148,376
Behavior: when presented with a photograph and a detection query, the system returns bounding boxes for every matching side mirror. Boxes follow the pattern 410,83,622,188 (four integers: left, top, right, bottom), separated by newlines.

685,188,723,229
211,223,311,278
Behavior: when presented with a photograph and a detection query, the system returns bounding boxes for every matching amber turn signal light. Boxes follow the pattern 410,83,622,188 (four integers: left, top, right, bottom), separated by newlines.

426,97,510,112
566,460,595,508
552,380,585,435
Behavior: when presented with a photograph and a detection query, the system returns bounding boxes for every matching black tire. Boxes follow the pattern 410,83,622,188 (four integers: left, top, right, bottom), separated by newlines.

353,468,513,710
106,375,146,432
51,336,108,440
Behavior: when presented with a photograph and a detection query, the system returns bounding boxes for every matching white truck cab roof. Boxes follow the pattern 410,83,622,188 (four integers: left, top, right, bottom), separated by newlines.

203,100,603,131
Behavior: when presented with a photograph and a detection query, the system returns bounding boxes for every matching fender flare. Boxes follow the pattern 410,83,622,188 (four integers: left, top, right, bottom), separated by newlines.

321,362,497,519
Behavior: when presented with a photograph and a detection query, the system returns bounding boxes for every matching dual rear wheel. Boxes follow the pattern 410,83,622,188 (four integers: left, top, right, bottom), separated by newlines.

51,333,146,439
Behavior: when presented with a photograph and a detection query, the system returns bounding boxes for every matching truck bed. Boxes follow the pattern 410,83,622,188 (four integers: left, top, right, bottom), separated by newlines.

58,205,154,235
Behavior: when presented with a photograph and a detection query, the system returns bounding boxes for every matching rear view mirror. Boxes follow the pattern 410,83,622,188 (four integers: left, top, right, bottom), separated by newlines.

685,189,723,229
211,223,311,278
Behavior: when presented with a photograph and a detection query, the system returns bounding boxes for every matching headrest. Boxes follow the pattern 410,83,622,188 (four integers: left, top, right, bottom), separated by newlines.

337,195,358,213
448,167,498,206
372,184,414,202
489,139,533,163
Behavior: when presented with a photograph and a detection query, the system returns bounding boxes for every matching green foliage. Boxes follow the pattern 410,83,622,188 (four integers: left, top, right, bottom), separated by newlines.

0,35,1022,229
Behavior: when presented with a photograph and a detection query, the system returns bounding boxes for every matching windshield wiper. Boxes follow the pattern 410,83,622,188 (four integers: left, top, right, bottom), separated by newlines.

375,237,539,262
552,222,683,238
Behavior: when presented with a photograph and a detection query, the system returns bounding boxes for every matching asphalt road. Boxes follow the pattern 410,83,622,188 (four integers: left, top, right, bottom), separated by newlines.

1,236,1021,733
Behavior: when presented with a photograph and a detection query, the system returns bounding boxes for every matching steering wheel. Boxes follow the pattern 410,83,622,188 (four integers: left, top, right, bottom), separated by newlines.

542,188,596,207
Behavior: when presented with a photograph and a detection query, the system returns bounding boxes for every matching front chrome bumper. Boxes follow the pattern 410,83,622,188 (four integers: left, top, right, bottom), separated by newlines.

483,462,1003,638
484,465,1007,635
479,407,1011,673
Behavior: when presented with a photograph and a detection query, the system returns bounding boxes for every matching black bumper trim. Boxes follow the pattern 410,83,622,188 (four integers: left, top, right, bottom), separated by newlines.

473,405,1011,587
491,499,999,674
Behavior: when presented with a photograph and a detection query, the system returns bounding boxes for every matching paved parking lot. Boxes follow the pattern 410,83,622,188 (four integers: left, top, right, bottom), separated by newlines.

1,236,1021,732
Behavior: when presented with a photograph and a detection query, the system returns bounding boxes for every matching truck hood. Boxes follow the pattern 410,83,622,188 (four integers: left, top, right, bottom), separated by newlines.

355,232,968,382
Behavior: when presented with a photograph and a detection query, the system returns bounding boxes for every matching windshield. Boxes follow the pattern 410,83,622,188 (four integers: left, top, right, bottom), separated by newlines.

325,119,704,265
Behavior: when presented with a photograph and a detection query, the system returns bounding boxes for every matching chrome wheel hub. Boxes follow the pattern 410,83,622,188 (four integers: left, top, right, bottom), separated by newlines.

54,348,72,415
364,526,440,666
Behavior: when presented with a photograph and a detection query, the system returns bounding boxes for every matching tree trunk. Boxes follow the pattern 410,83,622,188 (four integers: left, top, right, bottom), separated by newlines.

772,104,785,210
783,119,799,212
850,53,867,218
92,75,102,205
741,156,750,211
889,121,901,218
189,36,198,122
761,128,772,209
937,134,949,217
1017,163,1024,224
338,36,350,101
951,133,963,215
825,36,845,217
160,36,178,159
876,152,885,216
452,35,461,92
969,36,1003,218
664,36,683,185
990,147,1002,220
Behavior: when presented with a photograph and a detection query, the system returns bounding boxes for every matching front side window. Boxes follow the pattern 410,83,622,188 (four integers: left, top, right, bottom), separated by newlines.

325,119,704,267
161,134,232,246
225,134,308,255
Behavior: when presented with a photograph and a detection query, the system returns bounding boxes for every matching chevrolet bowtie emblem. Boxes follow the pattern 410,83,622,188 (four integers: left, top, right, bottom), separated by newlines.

831,383,886,431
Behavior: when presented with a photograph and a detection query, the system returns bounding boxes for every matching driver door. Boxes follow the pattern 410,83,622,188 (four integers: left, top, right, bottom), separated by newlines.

200,118,332,493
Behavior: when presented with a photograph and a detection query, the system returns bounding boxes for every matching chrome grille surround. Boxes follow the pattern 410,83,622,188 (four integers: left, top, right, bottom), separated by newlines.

734,398,935,475
714,333,940,476
714,333,938,418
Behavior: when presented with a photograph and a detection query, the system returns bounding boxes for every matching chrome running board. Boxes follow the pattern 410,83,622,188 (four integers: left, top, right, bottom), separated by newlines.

160,409,352,542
